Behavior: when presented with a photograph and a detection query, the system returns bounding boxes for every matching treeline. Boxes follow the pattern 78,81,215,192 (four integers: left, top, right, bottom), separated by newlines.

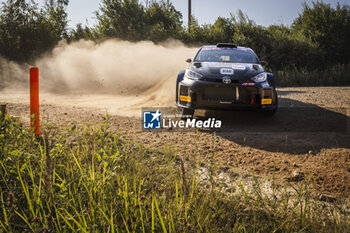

0,0,350,85
0,0,69,62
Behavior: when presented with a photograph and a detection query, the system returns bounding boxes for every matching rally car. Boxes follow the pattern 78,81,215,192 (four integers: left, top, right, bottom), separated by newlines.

176,43,278,118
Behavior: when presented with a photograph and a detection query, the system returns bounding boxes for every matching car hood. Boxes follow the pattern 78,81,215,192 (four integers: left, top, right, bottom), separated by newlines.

190,62,264,80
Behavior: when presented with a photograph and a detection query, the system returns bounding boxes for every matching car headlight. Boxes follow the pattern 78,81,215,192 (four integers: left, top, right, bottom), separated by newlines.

184,69,202,80
251,72,267,82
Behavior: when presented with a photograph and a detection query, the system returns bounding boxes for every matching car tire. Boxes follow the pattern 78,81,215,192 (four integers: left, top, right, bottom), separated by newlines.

260,90,278,117
178,107,194,119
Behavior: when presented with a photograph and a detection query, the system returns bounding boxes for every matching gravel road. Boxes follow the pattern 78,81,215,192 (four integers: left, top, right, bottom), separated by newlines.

1,86,349,199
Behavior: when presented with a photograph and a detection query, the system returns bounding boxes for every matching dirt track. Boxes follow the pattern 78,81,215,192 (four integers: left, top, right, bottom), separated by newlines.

1,86,350,199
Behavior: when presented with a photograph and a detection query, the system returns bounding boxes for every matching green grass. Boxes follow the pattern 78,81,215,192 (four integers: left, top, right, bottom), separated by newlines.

0,115,349,232
274,63,350,87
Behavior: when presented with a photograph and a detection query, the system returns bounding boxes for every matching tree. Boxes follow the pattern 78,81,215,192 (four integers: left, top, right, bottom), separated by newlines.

182,17,211,44
231,11,273,65
230,10,324,71
0,0,69,62
208,17,235,43
292,1,350,65
0,0,40,61
96,0,146,41
145,1,183,41
96,0,183,42
69,23,95,41
267,25,321,71
43,0,69,41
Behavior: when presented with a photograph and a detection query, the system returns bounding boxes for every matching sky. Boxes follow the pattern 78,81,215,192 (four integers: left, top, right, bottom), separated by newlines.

1,0,350,29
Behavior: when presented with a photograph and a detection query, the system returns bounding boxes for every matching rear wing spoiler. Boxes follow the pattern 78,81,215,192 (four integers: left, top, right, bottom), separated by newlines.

216,43,237,48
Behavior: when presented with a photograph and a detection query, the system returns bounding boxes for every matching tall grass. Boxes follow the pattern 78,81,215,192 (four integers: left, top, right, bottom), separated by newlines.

0,115,349,232
274,63,350,87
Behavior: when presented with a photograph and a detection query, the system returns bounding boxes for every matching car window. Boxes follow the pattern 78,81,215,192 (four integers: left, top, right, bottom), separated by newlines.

195,48,259,63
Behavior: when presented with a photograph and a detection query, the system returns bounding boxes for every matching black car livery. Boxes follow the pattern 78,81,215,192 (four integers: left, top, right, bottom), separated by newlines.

175,43,278,117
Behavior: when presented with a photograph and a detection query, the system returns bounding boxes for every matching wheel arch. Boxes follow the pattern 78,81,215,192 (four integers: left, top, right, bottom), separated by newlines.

176,70,186,103
266,72,276,88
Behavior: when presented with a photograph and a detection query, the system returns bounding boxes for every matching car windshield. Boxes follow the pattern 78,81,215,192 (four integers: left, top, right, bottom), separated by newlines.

194,48,259,63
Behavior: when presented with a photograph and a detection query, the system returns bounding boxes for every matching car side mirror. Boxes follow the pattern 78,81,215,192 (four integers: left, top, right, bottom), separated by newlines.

260,61,267,66
186,58,192,63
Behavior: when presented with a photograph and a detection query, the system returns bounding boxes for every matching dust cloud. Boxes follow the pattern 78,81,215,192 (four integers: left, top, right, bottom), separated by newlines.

0,39,197,116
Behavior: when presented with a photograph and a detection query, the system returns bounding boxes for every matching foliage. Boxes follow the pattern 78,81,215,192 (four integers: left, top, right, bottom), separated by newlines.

144,1,183,42
0,0,68,62
96,0,147,41
292,2,350,65
0,0,349,86
182,16,235,45
96,0,183,42
275,63,350,86
68,23,96,41
0,116,349,232
231,10,323,71
182,17,211,44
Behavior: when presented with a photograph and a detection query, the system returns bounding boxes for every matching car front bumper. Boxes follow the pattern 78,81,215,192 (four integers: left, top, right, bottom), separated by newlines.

176,79,277,111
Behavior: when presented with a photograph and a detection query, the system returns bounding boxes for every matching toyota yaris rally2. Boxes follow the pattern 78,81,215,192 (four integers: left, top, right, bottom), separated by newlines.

176,43,278,118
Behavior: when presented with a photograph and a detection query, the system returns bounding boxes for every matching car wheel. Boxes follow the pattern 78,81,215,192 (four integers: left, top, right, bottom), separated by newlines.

178,107,194,119
260,90,278,117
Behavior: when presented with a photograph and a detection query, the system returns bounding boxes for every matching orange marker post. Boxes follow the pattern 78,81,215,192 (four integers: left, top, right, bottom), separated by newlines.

30,67,40,136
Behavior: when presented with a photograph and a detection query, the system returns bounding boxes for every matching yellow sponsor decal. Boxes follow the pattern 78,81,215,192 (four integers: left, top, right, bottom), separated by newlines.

180,95,191,102
261,99,272,104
